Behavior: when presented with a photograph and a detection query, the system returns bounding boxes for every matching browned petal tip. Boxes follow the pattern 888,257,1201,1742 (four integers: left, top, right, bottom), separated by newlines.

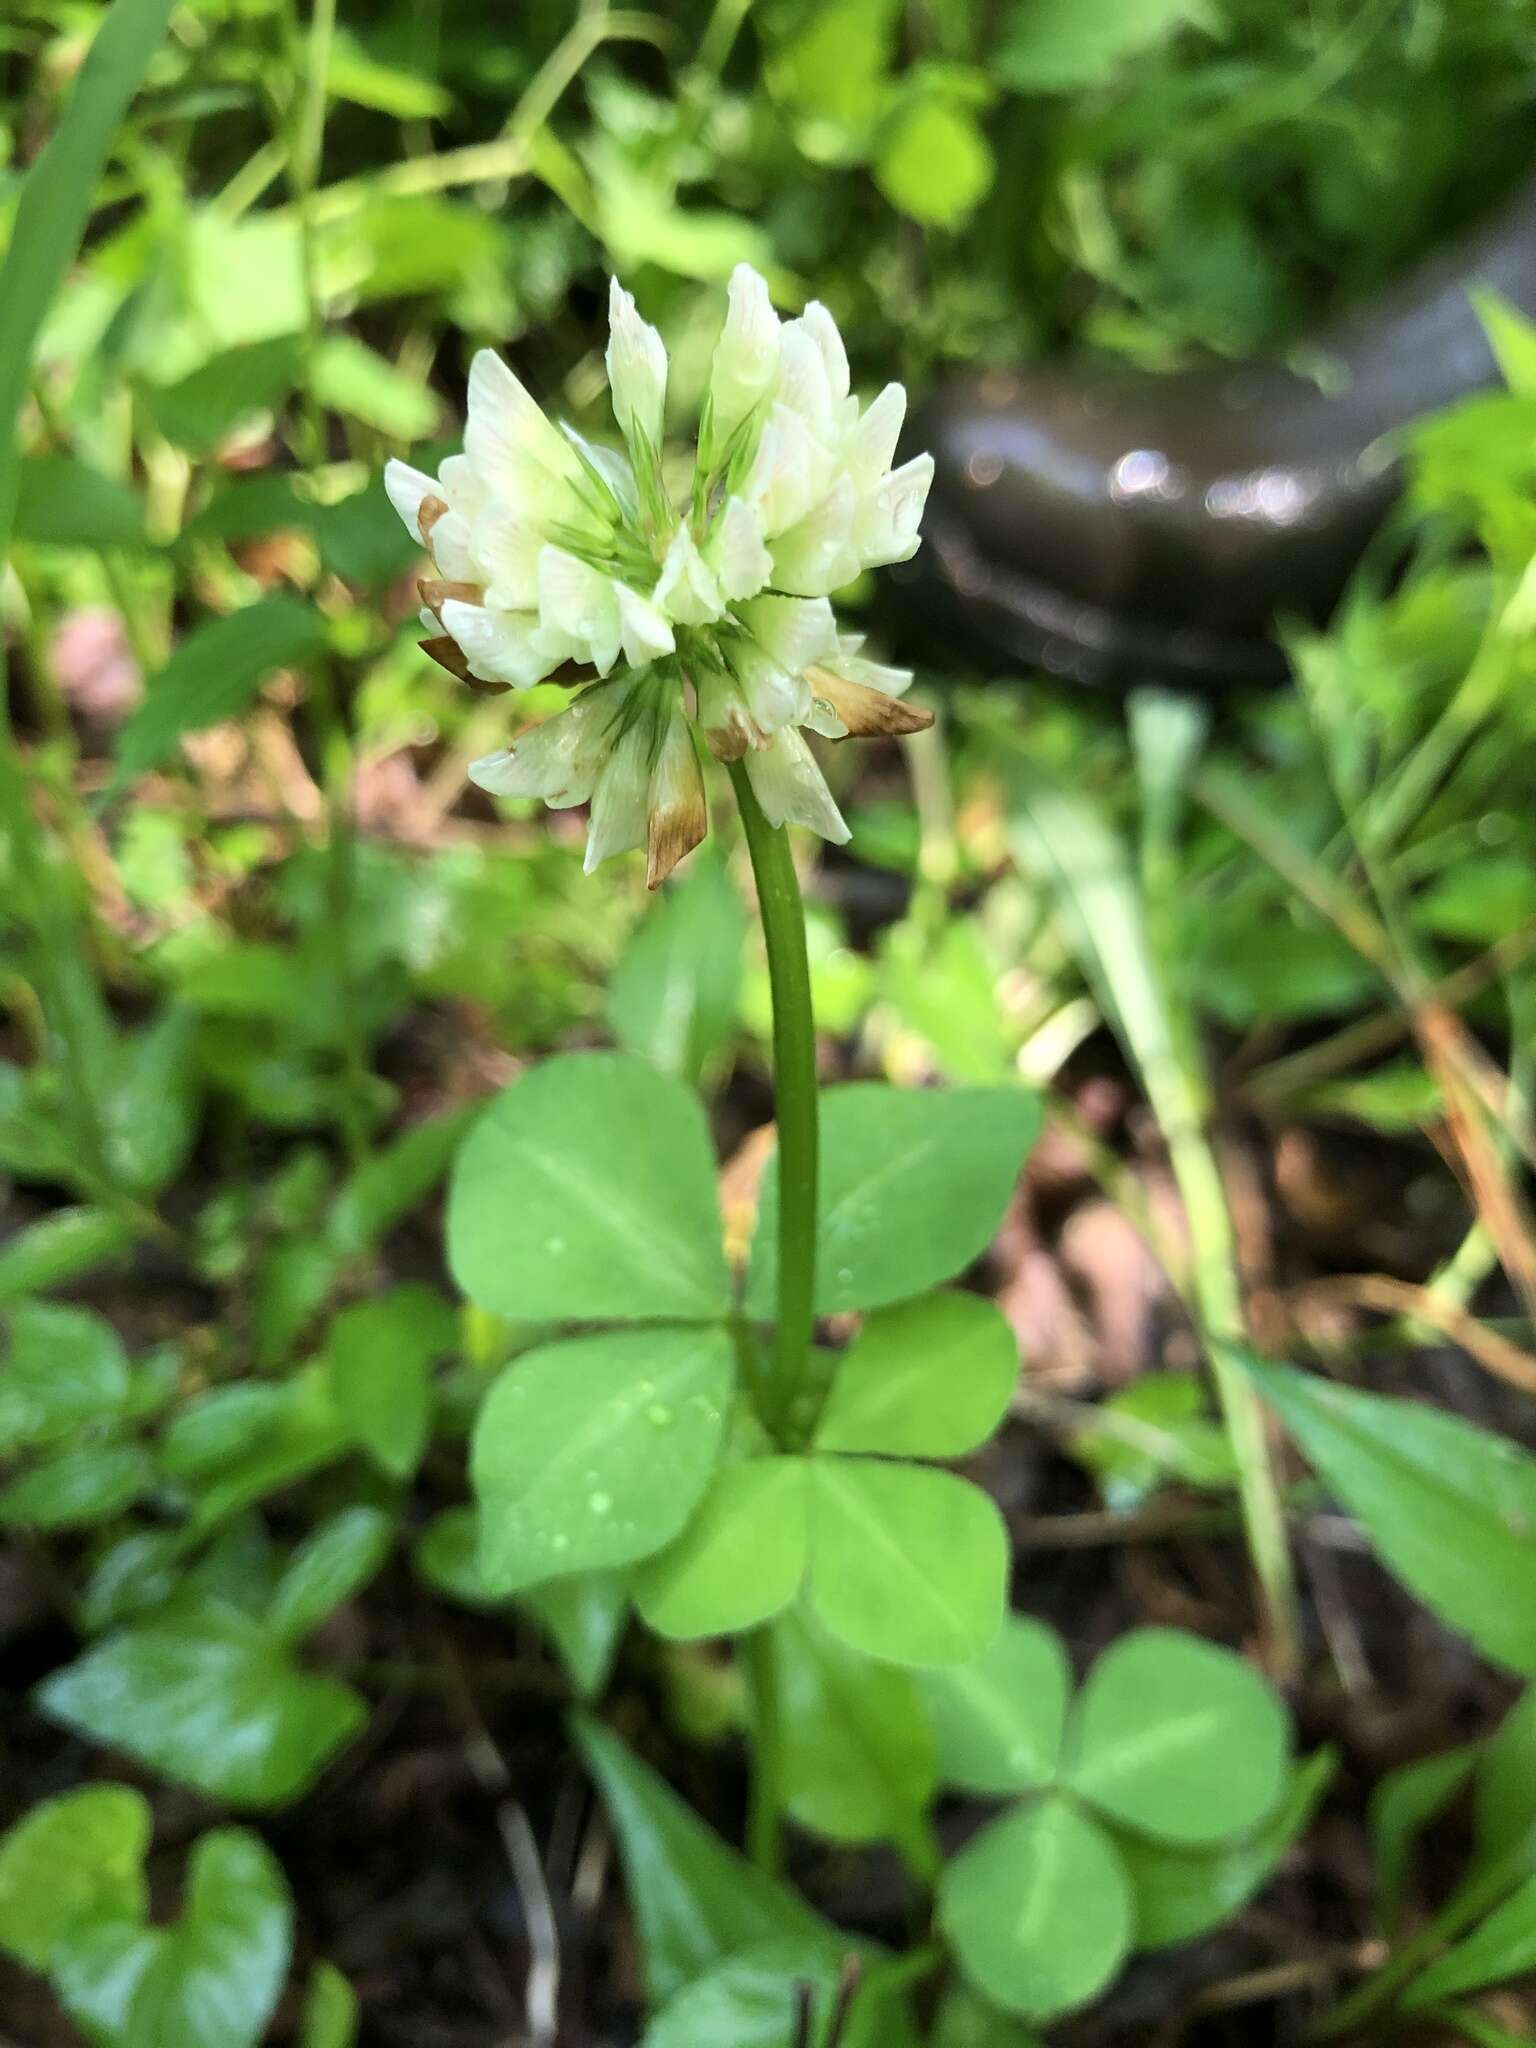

419,634,505,693
418,494,451,540
646,801,709,890
417,577,481,620
810,669,934,739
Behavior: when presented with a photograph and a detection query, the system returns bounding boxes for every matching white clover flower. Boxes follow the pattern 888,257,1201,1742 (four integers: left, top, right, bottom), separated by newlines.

387,261,934,886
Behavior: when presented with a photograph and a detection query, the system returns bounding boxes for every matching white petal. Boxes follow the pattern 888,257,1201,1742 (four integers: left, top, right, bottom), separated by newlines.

853,450,933,569
736,593,838,675
615,582,676,666
767,476,859,597
437,453,490,521
800,300,850,407
384,460,439,541
740,401,831,536
466,348,579,495
653,525,725,626
537,546,622,675
606,278,668,454
468,682,622,807
440,598,571,687
704,495,773,602
830,630,913,698
776,320,837,449
584,714,654,872
847,382,907,488
743,726,849,843
694,664,767,760
707,263,781,455
471,501,542,610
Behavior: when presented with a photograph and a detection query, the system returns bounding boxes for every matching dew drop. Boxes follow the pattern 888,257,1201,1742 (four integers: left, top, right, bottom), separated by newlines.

588,1491,613,1517
545,1235,567,1256
647,1402,674,1427
551,1532,570,1553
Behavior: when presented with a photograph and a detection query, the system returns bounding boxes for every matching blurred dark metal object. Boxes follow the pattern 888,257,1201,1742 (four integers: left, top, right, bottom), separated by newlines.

889,169,1536,690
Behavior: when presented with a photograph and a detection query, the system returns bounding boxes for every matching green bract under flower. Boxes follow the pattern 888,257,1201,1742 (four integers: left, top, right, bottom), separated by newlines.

386,263,934,885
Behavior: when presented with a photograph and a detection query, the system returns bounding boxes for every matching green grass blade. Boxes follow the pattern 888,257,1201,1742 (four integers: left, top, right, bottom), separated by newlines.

0,0,178,556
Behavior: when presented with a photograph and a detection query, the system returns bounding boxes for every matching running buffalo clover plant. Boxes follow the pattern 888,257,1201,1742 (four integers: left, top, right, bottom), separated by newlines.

384,265,1299,2028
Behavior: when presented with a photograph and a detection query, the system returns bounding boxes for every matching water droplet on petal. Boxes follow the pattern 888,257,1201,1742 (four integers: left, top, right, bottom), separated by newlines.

588,1491,612,1517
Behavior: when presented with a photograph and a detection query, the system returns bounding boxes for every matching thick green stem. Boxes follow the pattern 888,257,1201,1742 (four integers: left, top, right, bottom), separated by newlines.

729,760,819,1436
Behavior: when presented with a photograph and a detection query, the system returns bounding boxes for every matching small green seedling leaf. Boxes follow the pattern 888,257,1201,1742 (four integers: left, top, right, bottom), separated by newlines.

299,1960,360,2048
0,1785,150,1971
471,1325,733,1595
1120,1747,1337,1950
1065,1628,1288,1846
1402,1873,1536,2012
267,1506,394,1645
634,1458,809,1639
643,1937,918,2048
0,1301,131,1452
939,1794,1132,2021
931,1985,1048,2046
1245,1358,1536,1674
53,1828,291,2048
449,1053,730,1322
0,1441,152,1529
815,1292,1017,1459
573,1715,835,2003
327,1283,457,1480
0,1206,134,1305
37,1604,366,1808
808,1459,1007,1668
112,598,330,791
770,1613,937,1854
748,1085,1040,1317
1475,1686,1536,1870
919,1615,1071,1796
607,853,746,1085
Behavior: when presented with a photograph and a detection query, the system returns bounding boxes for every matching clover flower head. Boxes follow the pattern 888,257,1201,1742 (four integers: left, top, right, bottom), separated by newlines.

386,262,934,885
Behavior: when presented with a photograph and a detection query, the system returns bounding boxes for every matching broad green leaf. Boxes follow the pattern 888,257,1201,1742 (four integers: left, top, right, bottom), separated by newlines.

0,1441,151,1528
634,1458,809,1640
643,1938,918,2048
310,335,438,439
54,1828,291,2048
1403,1874,1536,2012
96,1010,201,1195
606,855,746,1085
267,1506,393,1645
1371,1746,1480,1936
939,1794,1132,2022
0,1206,133,1305
0,1785,150,1970
300,1960,360,2048
748,1086,1040,1318
112,598,330,790
413,1508,630,1697
770,1613,936,1853
327,1284,457,1480
0,0,177,554
874,96,995,228
573,1715,834,2002
0,1301,130,1452
160,1383,290,1480
14,454,146,549
1245,1358,1536,1674
523,1574,630,1699
807,1459,1007,1668
815,1292,1017,1458
931,1986,1048,2047
37,1604,366,1807
1120,1748,1337,1950
449,1053,730,1322
919,1615,1071,1796
471,1325,733,1595
1065,1629,1287,1846
145,336,304,452
996,0,1211,93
